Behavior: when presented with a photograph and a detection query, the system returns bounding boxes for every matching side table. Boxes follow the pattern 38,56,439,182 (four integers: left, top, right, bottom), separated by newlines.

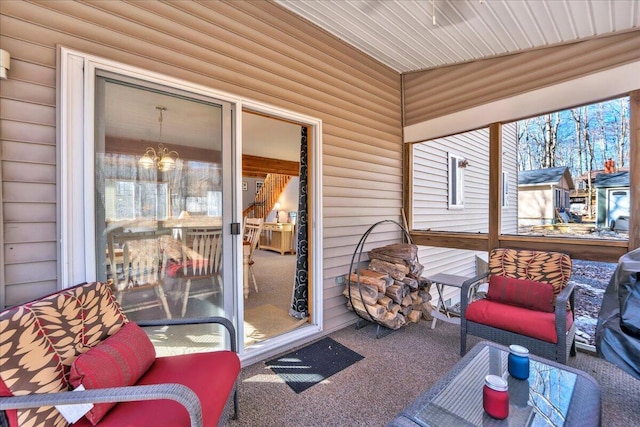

428,273,469,329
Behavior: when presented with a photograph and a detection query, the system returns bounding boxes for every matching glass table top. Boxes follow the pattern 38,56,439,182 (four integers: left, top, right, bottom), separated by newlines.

412,346,577,426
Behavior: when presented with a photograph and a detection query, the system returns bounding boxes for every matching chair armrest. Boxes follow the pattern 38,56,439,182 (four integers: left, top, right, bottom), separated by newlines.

460,272,489,296
554,281,577,336
556,281,576,309
0,384,202,427
460,272,489,318
137,316,237,353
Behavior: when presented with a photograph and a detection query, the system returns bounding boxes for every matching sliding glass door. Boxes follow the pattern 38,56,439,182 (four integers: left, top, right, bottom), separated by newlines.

93,75,234,322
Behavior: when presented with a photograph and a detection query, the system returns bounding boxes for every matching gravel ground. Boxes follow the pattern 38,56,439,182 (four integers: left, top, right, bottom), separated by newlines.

570,259,618,346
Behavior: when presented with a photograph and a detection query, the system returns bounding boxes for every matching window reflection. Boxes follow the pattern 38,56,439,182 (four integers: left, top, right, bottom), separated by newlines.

95,77,224,320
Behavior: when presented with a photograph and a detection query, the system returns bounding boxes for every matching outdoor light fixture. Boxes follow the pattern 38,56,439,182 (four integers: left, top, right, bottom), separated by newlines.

139,106,179,171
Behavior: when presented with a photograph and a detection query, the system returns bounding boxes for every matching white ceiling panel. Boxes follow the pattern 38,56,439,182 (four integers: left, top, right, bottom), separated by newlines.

275,0,640,73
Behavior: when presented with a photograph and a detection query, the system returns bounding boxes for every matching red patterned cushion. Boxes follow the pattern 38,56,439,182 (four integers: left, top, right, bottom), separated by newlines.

487,275,555,312
72,351,241,427
488,249,572,295
0,282,127,427
466,299,573,343
69,322,156,425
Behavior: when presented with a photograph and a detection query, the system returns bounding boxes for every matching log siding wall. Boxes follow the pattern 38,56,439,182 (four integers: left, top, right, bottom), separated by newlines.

0,0,403,334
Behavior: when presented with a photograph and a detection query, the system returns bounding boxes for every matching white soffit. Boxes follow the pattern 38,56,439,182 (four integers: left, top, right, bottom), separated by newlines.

275,0,640,73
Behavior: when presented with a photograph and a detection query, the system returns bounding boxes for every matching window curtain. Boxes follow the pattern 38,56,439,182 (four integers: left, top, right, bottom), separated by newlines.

290,126,309,319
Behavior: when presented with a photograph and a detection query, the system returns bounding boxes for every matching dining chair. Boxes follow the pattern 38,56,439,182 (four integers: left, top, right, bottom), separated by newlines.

179,227,223,316
106,228,173,319
243,218,264,296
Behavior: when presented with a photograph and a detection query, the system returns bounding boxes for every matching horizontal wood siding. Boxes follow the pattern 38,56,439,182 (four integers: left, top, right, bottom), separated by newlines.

404,30,640,126
0,0,403,331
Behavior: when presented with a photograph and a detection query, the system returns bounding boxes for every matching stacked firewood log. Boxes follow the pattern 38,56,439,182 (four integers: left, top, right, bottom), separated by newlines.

343,243,434,330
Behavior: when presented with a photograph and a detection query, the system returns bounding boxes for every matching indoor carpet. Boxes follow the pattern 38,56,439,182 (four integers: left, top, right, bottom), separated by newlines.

244,304,307,346
265,337,364,393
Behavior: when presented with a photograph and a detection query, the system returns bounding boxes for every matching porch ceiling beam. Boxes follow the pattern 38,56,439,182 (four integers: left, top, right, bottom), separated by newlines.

242,154,299,177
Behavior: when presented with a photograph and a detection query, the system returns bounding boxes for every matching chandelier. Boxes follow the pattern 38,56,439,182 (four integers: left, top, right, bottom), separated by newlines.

139,106,179,171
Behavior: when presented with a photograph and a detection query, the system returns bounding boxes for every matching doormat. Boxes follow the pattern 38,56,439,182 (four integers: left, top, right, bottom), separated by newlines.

265,337,364,394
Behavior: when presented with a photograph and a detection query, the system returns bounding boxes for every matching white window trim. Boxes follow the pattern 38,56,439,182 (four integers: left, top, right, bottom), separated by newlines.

58,47,325,359
448,153,465,209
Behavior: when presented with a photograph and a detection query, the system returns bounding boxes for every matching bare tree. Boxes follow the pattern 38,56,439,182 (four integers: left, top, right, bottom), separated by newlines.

517,119,538,171
571,108,584,175
534,113,561,168
571,107,595,216
611,98,630,168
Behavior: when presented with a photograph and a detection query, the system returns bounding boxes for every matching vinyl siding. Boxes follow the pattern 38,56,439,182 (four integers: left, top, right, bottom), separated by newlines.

411,123,519,299
412,128,491,296
0,0,403,337
403,30,640,126
519,186,555,226
413,128,490,233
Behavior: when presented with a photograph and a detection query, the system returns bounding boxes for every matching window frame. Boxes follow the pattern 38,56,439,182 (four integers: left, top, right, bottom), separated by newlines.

448,153,465,209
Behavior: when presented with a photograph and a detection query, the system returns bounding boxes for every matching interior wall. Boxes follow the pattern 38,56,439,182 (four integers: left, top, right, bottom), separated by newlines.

0,0,403,336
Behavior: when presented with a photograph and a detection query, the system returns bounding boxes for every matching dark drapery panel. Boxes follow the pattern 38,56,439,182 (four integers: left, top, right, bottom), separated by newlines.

290,126,309,319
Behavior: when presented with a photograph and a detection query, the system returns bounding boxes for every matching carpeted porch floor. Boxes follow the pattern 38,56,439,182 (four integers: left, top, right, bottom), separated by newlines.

229,319,640,427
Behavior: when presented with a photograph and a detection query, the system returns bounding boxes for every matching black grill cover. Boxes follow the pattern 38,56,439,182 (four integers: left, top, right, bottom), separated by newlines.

596,248,640,380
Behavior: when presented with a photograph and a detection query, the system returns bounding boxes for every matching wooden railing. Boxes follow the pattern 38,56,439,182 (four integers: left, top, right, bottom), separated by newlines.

243,174,292,220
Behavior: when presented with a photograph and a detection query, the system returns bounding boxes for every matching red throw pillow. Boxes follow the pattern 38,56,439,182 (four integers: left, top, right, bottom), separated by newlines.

69,322,156,425
486,275,555,313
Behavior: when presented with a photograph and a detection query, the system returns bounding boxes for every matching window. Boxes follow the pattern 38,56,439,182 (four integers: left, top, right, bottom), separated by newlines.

106,181,134,220
555,188,562,209
448,153,465,209
502,171,509,208
207,191,222,216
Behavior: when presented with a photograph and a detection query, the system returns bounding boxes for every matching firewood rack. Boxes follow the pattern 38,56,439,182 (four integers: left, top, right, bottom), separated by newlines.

347,219,413,338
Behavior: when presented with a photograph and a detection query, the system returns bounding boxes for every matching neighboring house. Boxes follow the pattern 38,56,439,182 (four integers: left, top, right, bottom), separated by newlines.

571,166,630,217
0,1,637,366
517,167,575,226
594,172,631,231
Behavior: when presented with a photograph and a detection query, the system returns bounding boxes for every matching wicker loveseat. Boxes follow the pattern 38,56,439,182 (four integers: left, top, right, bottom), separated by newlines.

460,248,577,364
0,281,240,427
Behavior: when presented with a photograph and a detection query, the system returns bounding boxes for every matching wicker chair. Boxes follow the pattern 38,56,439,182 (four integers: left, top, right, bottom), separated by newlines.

460,248,577,364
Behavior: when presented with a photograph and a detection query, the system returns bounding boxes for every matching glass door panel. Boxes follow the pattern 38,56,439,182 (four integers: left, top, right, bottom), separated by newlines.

94,77,229,324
